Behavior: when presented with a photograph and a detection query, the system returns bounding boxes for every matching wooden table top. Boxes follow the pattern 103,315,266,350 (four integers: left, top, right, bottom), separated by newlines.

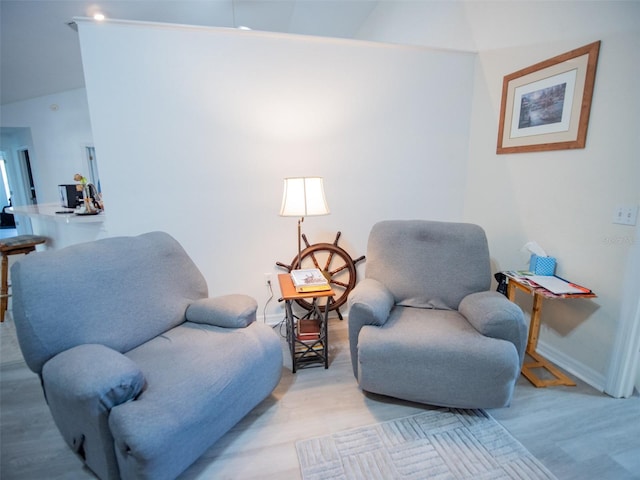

504,271,596,299
277,273,335,301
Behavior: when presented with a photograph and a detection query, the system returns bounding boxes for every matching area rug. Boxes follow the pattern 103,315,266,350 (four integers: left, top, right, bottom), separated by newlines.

296,408,557,480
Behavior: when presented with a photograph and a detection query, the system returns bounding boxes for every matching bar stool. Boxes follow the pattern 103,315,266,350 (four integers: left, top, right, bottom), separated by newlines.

1,234,47,322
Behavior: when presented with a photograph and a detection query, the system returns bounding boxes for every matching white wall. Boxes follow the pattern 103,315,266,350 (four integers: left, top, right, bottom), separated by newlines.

76,20,476,321
465,31,640,391
0,88,95,204
359,0,640,393
4,2,638,394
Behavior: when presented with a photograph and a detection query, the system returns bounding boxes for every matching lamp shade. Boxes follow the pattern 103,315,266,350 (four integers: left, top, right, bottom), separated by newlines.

279,177,330,217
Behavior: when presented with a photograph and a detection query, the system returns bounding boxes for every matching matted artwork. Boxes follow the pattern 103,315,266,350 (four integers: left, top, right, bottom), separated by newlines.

497,41,600,154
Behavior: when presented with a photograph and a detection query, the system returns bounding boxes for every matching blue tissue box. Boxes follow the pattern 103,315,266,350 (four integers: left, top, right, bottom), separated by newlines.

529,254,556,276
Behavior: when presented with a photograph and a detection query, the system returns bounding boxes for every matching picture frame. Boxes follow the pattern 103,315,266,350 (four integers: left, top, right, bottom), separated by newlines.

497,41,600,154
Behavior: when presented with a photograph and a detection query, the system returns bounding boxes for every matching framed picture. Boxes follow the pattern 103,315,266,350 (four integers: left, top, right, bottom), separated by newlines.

497,41,600,154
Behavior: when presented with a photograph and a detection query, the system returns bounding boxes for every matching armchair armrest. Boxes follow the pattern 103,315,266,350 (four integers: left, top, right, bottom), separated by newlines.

348,278,394,327
42,344,145,478
186,294,257,328
347,278,395,377
459,291,527,365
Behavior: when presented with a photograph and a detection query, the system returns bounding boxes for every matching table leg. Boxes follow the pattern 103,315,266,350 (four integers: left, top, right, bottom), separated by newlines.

507,278,576,388
284,299,297,374
322,297,330,369
526,293,543,353
287,298,331,373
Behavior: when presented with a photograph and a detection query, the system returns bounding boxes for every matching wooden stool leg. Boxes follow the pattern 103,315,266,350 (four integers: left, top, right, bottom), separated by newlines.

1,253,8,323
0,242,42,323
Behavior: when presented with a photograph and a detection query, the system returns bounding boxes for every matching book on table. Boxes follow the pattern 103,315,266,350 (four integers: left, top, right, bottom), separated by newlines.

297,318,321,341
290,268,331,293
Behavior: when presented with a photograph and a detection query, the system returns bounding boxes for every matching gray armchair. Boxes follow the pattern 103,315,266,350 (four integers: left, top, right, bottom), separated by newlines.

11,232,282,480
347,220,526,409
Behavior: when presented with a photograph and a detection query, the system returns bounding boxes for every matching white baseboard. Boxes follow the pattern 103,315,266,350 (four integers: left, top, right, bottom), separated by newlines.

537,340,607,392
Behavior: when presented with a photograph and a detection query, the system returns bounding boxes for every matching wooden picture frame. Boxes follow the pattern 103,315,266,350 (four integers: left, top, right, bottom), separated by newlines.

497,41,600,154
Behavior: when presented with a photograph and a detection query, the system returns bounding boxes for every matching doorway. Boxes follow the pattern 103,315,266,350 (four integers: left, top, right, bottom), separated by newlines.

0,152,17,236
18,148,37,204
86,146,101,193
0,152,12,205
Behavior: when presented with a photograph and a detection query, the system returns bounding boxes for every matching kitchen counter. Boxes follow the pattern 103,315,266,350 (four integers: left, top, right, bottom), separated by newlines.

9,203,107,249
9,203,105,223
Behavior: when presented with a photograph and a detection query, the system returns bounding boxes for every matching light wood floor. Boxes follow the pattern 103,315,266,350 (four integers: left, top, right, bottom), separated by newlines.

2,313,639,480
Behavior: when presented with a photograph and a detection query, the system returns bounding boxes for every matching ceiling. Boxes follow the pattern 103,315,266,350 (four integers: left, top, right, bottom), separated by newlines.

0,0,388,105
3,2,637,107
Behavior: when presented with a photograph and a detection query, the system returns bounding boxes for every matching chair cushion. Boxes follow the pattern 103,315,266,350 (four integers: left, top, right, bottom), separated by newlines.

11,232,208,374
365,220,491,310
186,294,257,328
109,321,282,480
357,306,520,408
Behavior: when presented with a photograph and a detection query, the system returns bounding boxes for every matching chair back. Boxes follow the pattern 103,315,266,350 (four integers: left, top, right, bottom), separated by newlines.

365,220,490,310
11,231,208,374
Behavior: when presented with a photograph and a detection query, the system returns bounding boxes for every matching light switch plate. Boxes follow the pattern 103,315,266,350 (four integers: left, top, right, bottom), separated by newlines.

613,205,638,226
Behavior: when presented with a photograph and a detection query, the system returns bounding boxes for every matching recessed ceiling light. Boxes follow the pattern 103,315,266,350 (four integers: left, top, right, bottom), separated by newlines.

93,13,105,21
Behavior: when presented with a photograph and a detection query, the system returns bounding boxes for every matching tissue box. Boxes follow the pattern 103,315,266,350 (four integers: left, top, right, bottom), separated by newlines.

529,254,556,276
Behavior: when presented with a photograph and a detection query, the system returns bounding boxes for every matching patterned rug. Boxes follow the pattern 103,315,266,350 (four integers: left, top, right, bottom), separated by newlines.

296,408,557,480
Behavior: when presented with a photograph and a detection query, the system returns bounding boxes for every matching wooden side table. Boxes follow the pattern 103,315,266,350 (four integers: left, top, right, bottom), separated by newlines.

277,273,335,373
504,273,596,387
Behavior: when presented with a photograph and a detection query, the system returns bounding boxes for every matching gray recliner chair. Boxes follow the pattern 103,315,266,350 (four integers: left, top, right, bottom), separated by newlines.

11,232,283,480
347,220,526,409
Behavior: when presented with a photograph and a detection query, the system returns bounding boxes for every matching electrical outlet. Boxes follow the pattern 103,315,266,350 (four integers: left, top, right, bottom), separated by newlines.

264,273,273,286
613,205,638,226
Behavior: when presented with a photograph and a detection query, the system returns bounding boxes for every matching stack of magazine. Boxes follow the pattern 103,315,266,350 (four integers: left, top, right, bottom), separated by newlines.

290,268,331,293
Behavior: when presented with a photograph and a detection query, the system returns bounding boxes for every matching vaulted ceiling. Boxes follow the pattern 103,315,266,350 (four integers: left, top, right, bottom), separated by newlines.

0,0,384,105
3,1,632,106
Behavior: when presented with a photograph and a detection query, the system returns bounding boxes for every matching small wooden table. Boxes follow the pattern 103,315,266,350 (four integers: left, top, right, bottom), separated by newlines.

277,273,335,373
504,272,596,388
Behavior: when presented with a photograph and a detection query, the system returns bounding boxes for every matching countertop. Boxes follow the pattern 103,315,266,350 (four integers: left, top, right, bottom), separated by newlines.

9,203,105,223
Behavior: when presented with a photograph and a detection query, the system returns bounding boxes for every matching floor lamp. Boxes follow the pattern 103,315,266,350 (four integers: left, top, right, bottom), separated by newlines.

279,177,330,270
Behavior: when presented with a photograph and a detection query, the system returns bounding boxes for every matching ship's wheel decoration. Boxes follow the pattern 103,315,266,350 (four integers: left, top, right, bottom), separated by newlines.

277,231,365,320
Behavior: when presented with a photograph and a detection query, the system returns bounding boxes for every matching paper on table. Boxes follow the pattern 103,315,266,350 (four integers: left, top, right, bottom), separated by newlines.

529,275,587,294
